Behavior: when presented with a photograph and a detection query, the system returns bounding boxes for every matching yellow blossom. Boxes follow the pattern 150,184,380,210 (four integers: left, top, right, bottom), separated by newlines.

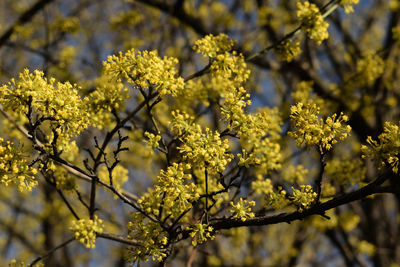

290,185,317,212
276,39,301,62
193,33,235,58
361,121,400,173
230,198,256,221
289,102,351,150
104,49,184,96
0,138,37,192
187,223,215,246
356,50,384,85
70,216,104,248
126,213,168,263
297,1,329,44
339,0,359,13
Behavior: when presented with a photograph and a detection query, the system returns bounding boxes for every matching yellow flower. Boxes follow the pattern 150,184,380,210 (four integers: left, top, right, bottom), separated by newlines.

70,216,104,248
193,33,235,58
297,1,329,44
339,0,359,13
230,198,256,221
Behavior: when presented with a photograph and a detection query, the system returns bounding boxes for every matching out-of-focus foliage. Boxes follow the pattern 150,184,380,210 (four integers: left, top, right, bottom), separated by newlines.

0,0,399,266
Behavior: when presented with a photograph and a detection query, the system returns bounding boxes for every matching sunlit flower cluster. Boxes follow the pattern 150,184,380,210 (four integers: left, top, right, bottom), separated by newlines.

171,111,233,174
290,185,317,212
210,51,250,86
224,104,282,173
191,33,285,175
104,49,184,96
0,138,37,192
339,0,359,13
230,198,256,221
297,1,329,44
187,223,215,246
144,132,162,149
138,163,199,218
86,75,130,127
289,102,351,150
193,33,235,58
266,187,289,210
0,69,90,152
361,121,400,173
70,216,104,248
127,213,168,263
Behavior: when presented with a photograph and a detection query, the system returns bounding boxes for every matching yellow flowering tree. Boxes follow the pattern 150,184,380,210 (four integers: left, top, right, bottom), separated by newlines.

0,0,399,266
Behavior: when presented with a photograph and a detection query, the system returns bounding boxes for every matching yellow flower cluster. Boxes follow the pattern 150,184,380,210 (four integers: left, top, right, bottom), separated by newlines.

224,103,282,173
339,0,359,13
356,50,384,85
251,176,273,195
339,211,360,232
138,163,199,218
282,164,309,184
0,138,38,192
292,81,322,106
144,132,161,149
266,187,289,210
104,49,184,96
289,102,351,150
230,198,256,221
0,69,90,152
187,223,215,246
127,213,168,263
210,51,250,86
357,240,376,256
326,158,366,185
290,185,317,212
50,165,76,191
361,121,400,173
170,111,233,174
59,46,77,67
193,33,235,58
192,33,284,174
297,1,329,44
70,216,104,248
86,75,130,128
276,39,301,62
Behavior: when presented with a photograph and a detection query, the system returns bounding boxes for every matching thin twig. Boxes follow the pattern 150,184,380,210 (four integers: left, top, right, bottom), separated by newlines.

28,237,74,266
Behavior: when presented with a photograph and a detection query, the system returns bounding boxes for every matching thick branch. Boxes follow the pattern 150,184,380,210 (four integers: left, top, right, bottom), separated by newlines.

209,174,390,231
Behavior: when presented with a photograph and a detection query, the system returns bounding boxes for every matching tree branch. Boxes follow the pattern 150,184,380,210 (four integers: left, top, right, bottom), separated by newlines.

208,173,390,231
0,0,55,49
28,238,74,267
